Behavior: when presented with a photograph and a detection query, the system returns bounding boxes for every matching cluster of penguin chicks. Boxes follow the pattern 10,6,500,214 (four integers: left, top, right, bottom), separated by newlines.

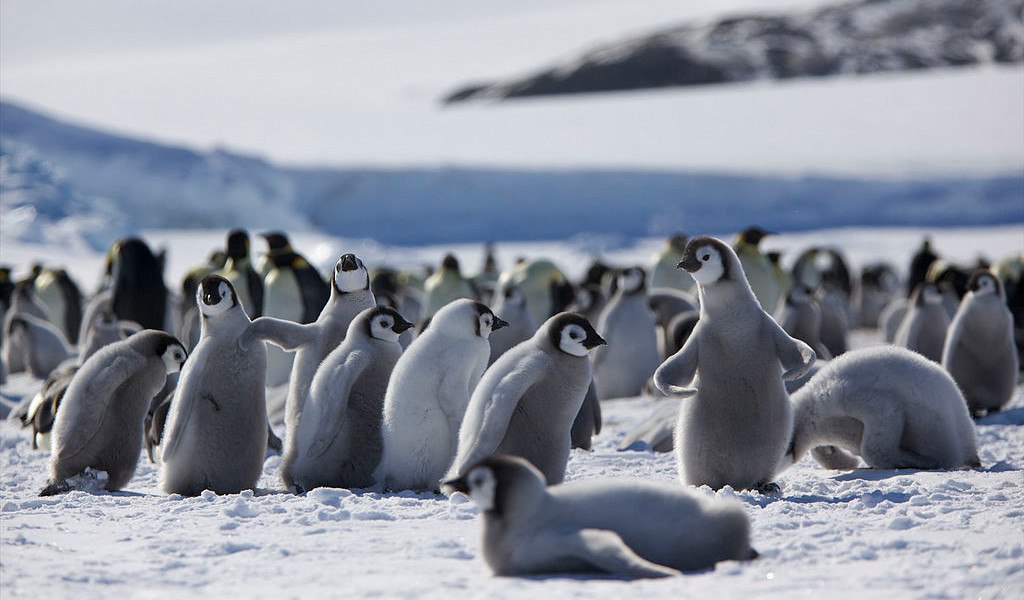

1,226,1020,579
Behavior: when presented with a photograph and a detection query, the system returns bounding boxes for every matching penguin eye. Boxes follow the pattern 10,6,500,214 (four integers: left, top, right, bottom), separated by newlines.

569,331,580,340
381,318,392,329
702,254,710,261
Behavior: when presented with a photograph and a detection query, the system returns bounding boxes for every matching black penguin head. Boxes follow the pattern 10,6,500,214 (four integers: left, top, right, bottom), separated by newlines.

259,232,291,252
738,226,774,246
473,301,507,339
967,270,1002,298
441,254,460,273
678,236,731,286
197,275,238,317
225,229,250,260
364,306,414,341
668,233,689,252
333,254,369,293
547,312,605,357
442,455,545,516
618,267,646,295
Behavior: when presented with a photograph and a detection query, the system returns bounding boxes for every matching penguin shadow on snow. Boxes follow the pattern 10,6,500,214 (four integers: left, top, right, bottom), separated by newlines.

974,405,1024,427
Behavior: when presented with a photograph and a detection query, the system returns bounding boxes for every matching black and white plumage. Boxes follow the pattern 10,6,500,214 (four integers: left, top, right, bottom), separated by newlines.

942,271,1018,416
159,276,268,496
40,330,186,495
107,237,168,332
654,236,815,492
784,346,980,471
283,306,412,491
444,456,757,578
446,313,605,486
216,229,264,319
375,298,506,492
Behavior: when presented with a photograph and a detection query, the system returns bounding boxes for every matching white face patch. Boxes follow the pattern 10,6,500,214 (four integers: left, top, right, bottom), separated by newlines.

369,315,399,341
199,282,234,318
559,324,590,357
466,466,496,512
690,245,724,286
975,276,997,297
477,313,494,339
335,263,368,293
619,268,644,293
922,286,942,304
161,344,187,374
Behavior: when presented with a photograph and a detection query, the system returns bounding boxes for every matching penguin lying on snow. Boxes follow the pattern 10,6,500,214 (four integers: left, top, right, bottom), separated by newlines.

783,346,980,471
445,455,757,578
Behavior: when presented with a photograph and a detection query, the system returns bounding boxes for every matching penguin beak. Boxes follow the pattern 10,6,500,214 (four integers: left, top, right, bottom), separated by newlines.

442,475,469,494
340,254,359,272
392,316,414,334
491,316,509,331
677,254,701,273
583,331,607,349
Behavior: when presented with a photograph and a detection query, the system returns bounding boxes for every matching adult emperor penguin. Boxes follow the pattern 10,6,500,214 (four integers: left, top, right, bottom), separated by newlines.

446,313,605,486
32,268,83,345
894,282,950,362
160,276,269,496
40,330,186,495
283,306,413,492
942,271,1019,416
375,298,506,492
259,232,330,386
783,346,979,471
907,237,939,297
733,226,782,314
250,254,376,448
486,284,536,366
593,266,660,400
775,285,831,361
107,237,167,331
444,455,757,578
422,254,477,319
215,229,264,318
654,236,815,492
648,233,694,293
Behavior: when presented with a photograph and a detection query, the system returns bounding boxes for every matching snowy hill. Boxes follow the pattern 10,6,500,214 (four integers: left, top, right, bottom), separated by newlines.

445,0,1024,102
2,100,1022,249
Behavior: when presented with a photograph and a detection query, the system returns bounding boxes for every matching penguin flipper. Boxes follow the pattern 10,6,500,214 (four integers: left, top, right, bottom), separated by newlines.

653,323,700,396
242,317,317,352
768,319,816,380
447,354,549,481
302,351,370,459
516,529,680,579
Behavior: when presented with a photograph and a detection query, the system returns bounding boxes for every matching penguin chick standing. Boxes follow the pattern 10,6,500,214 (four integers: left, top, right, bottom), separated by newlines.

160,276,269,496
41,331,186,495
375,299,506,492
486,284,536,365
284,307,413,491
444,456,757,578
783,346,979,471
942,271,1018,416
593,267,660,400
446,313,605,486
654,236,815,492
894,282,950,362
775,285,831,361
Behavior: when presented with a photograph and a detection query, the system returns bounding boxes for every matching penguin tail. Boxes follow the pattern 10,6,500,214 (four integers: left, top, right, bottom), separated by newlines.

39,479,71,497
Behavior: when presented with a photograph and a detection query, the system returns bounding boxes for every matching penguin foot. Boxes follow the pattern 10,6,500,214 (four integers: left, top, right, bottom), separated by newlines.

756,482,782,496
39,479,71,497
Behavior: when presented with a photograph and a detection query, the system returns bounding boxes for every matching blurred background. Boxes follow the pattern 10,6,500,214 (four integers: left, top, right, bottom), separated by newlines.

2,0,1022,250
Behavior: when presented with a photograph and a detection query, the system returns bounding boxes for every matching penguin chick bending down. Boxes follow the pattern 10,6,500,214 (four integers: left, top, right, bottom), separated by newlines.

160,276,270,496
942,271,1018,417
593,266,660,400
283,307,413,492
445,313,605,487
444,456,757,578
783,346,980,471
654,236,815,493
40,331,186,496
375,299,506,492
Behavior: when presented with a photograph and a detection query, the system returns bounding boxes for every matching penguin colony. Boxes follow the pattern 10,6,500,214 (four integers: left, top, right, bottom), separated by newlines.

1,227,1018,580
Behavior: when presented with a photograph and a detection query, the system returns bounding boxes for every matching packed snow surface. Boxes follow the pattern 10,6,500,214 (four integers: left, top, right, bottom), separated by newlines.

1,226,1023,598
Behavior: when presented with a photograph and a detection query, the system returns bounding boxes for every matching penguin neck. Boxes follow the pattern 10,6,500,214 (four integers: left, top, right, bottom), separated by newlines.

200,308,251,339
697,278,760,320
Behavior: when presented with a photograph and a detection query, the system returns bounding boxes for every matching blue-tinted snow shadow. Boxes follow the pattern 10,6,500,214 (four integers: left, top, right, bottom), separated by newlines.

830,468,923,482
976,407,1024,426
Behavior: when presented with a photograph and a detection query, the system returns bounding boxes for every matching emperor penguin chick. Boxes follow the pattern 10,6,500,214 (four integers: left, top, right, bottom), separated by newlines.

593,267,660,400
160,276,270,496
486,284,536,365
446,313,605,486
784,346,979,471
654,236,815,492
375,299,506,492
284,307,413,492
41,331,186,495
444,456,757,578
894,282,950,362
942,271,1018,416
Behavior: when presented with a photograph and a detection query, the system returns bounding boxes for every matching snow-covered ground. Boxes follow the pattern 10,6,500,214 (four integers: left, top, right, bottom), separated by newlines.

1,225,1023,598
